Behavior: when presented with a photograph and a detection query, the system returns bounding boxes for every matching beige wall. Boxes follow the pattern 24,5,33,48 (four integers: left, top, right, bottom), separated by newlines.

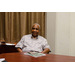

46,12,75,56
45,12,56,54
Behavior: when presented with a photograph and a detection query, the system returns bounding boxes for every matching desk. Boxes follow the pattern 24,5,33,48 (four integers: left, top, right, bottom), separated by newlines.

0,52,75,62
0,45,18,54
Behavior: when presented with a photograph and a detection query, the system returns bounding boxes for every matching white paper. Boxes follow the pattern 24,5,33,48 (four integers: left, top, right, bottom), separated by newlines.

24,52,46,58
0,58,5,62
6,43,15,45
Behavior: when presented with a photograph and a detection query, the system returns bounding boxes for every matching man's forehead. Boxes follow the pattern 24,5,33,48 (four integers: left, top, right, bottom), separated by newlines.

32,24,39,28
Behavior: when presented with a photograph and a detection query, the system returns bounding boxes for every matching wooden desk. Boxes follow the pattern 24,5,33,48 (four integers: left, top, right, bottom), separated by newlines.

0,45,18,54
0,52,75,62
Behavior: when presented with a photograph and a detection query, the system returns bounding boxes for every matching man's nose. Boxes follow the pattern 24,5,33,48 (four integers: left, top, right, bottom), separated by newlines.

33,29,37,31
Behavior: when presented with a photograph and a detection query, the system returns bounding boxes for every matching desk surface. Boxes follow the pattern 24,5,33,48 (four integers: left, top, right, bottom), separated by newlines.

0,52,75,62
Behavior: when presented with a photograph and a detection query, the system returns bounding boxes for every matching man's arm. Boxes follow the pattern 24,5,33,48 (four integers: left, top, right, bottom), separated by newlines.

41,39,51,54
41,48,50,54
17,48,23,52
15,36,25,52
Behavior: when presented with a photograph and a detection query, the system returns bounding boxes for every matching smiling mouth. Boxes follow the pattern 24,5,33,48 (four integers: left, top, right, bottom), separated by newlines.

33,32,37,34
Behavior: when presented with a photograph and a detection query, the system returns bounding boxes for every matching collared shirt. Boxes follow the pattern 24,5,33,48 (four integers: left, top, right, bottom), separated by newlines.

15,34,50,52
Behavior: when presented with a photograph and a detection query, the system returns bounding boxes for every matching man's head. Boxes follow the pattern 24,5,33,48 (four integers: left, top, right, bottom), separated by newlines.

32,23,40,38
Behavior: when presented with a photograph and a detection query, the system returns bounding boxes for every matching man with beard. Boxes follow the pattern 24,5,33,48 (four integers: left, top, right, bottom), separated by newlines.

15,23,51,54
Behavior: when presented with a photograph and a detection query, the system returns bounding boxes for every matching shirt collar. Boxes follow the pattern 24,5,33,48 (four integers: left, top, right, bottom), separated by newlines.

31,34,38,39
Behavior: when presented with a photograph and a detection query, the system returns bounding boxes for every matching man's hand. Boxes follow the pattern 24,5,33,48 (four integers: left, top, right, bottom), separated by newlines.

41,48,50,54
17,48,23,52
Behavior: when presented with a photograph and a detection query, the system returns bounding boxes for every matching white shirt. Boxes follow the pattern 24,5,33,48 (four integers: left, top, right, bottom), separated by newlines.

15,34,50,52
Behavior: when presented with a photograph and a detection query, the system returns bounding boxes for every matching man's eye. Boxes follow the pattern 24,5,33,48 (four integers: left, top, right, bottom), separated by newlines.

32,28,35,30
32,28,39,30
36,28,39,30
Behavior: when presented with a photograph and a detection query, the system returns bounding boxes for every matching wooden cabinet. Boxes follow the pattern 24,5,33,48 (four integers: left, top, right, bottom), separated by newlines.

0,45,18,54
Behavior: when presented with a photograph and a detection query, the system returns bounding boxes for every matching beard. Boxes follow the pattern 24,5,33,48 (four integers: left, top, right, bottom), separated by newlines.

32,32,38,37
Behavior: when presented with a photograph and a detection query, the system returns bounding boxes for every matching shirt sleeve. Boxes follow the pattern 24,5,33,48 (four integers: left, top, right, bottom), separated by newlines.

42,39,51,51
15,36,25,49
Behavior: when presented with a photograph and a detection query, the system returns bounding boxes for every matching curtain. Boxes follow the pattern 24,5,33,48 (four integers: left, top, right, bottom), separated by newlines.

0,12,5,40
0,12,45,43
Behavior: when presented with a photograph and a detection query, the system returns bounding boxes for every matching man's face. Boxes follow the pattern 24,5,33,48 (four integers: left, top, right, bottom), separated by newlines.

32,24,40,38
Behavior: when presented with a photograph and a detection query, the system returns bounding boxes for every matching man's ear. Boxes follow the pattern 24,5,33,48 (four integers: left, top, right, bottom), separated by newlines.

38,27,40,30
39,29,41,31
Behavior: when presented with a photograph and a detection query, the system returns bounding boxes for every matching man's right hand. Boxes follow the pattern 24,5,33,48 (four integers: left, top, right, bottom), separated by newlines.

17,48,23,52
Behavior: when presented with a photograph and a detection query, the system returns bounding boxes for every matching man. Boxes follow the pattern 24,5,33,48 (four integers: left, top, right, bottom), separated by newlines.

15,23,51,54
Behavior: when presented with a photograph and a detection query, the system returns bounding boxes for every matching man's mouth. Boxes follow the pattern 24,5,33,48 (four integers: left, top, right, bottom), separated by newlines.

33,32,37,34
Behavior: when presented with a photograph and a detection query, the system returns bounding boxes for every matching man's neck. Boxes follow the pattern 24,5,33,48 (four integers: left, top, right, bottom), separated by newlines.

32,36,37,39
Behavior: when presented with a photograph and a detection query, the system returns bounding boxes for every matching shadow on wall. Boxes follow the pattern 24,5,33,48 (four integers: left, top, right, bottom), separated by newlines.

45,12,56,54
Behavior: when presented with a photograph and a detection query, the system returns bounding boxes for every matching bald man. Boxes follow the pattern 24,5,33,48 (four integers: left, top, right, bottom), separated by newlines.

15,23,51,54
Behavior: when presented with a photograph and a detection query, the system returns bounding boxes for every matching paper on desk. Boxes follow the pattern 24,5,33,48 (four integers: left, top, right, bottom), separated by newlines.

0,58,5,62
24,52,46,58
6,43,15,45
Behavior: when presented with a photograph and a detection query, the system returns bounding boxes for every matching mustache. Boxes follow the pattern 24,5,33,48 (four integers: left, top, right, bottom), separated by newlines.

32,32,38,33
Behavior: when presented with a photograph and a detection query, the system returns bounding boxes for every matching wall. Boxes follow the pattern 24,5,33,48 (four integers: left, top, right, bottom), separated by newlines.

45,12,56,54
45,12,75,56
